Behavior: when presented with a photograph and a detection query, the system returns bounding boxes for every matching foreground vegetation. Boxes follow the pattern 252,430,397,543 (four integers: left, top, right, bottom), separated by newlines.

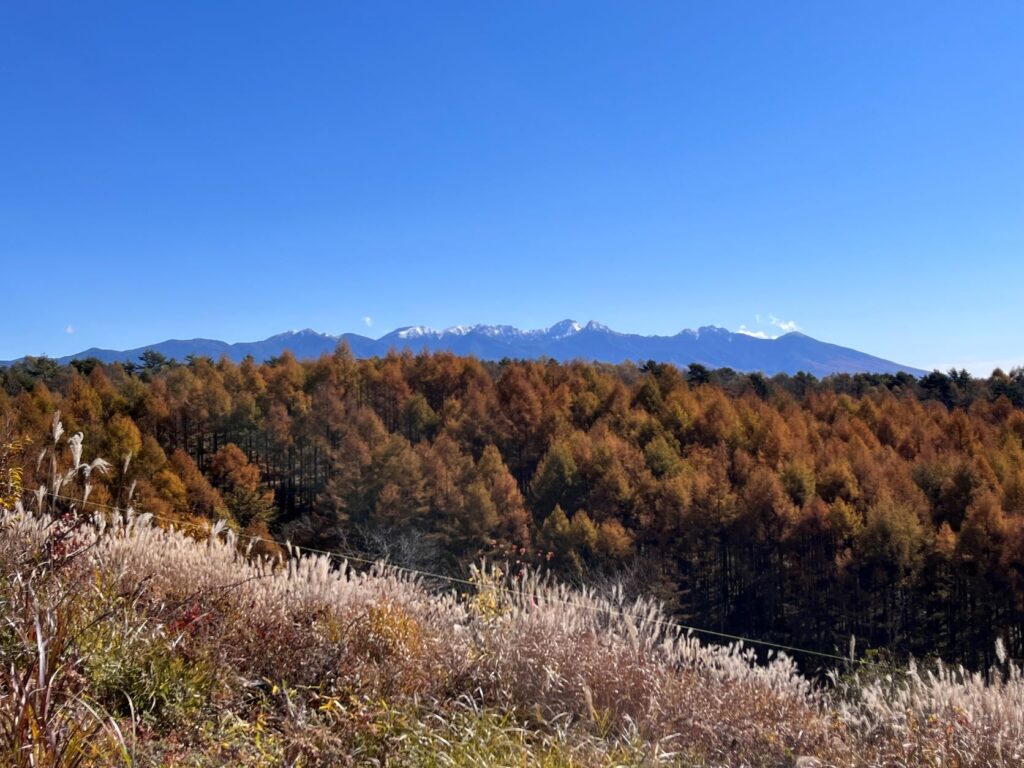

2,418,1024,766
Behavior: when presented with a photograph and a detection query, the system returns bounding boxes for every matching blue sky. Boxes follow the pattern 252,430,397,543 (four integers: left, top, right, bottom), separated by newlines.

1,2,1022,373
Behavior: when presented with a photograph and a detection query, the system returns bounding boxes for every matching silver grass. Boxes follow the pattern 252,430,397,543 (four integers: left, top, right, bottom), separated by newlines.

4,500,1021,766
210,519,228,539
50,411,64,444
68,432,83,469
87,456,112,477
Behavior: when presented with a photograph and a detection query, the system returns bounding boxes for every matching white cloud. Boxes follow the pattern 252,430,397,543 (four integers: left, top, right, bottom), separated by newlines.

741,315,802,339
735,314,802,339
768,315,800,333
736,325,770,339
363,316,373,327
64,325,76,335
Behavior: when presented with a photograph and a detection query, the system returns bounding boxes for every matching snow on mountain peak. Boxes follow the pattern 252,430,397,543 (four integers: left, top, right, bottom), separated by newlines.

434,324,523,338
9,319,927,377
280,328,336,340
547,319,584,338
392,321,603,341
480,325,524,338
396,326,436,339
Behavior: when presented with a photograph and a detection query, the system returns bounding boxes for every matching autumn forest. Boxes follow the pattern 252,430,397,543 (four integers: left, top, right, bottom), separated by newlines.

3,348,1024,671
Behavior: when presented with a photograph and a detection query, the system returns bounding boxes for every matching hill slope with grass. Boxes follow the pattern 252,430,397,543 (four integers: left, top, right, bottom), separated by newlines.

1,419,1023,767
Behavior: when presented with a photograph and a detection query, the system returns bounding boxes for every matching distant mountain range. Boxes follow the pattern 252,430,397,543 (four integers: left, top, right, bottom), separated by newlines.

2,321,928,377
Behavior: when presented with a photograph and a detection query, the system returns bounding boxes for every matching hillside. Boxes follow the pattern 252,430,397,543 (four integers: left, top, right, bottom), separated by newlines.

1,321,927,377
1,454,1022,766
2,353,1023,673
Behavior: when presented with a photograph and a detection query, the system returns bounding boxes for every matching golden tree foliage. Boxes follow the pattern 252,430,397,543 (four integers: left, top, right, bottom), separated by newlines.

3,353,1024,667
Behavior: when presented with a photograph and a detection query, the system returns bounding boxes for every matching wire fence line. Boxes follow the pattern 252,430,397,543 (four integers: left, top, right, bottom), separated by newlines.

16,487,889,670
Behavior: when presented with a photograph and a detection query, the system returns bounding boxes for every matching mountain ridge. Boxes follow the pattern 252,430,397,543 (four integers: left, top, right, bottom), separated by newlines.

1,321,928,377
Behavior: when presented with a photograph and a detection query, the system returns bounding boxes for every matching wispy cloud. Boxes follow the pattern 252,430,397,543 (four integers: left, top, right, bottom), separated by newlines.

768,315,800,333
736,314,801,340
736,325,770,339
363,316,373,328
65,324,76,335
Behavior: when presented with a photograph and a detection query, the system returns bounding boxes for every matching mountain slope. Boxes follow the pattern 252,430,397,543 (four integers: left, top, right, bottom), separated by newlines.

2,321,927,376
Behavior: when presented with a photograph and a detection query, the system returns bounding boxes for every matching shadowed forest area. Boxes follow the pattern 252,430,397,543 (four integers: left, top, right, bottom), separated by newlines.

4,347,1024,670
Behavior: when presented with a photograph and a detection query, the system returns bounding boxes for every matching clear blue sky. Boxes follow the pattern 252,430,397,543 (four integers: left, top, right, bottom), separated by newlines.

2,2,1022,373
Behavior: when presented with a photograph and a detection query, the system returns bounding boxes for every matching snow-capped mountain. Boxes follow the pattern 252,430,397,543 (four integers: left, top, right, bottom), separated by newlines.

2,321,928,377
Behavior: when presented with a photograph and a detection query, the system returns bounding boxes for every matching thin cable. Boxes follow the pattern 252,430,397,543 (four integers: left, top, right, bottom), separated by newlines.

27,487,883,668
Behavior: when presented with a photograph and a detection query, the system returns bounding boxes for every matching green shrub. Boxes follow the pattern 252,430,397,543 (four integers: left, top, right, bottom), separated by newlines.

82,603,214,731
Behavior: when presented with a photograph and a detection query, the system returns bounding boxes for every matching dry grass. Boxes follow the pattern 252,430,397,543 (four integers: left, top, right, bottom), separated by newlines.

1,502,1023,765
